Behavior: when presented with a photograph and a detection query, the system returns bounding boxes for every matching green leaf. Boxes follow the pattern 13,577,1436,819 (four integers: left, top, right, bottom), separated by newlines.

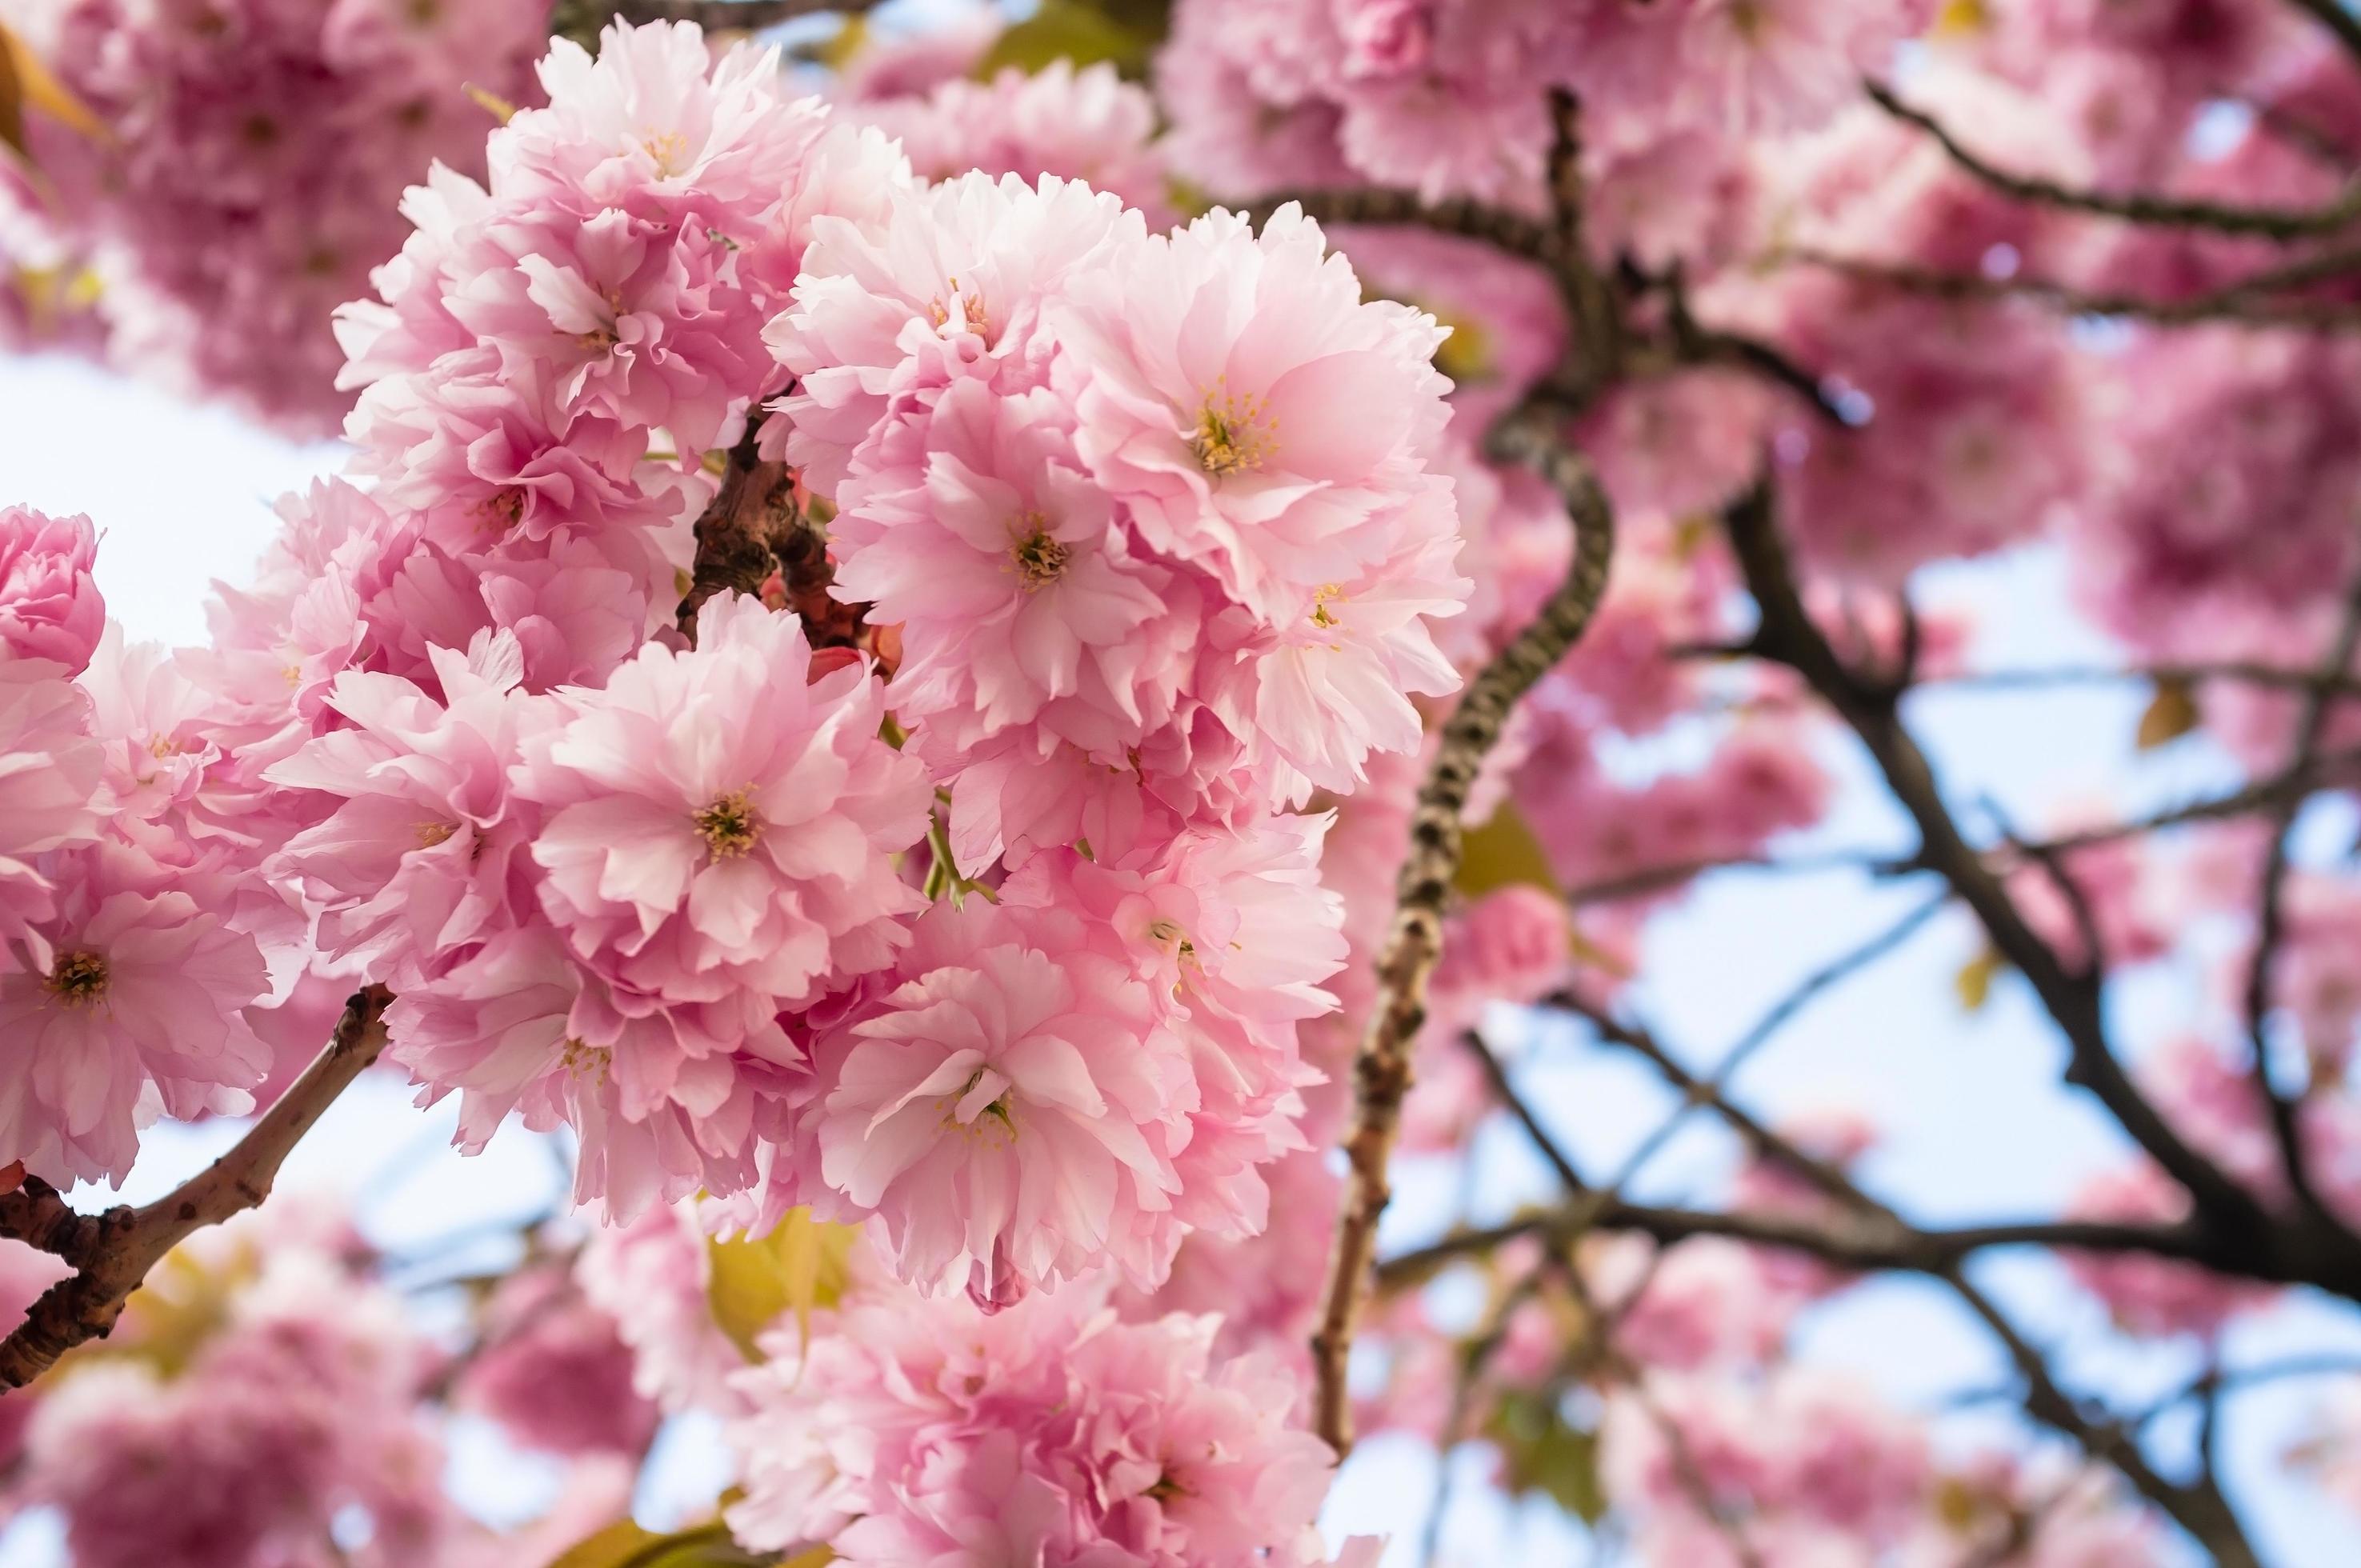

546,1518,779,1568
974,0,1162,80
706,1207,860,1362
1487,1390,1607,1525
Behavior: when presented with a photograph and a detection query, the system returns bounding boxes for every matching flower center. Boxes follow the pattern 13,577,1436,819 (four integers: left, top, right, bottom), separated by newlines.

944,1068,1018,1142
640,130,691,178
694,790,762,859
1147,1472,1187,1503
559,1038,611,1085
926,275,989,338
1145,917,1197,962
46,950,108,1007
1191,378,1275,478
1311,584,1345,630
417,820,458,849
1010,517,1070,590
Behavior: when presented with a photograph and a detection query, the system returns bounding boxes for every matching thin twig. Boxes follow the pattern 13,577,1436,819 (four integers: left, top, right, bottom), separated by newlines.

0,986,392,1387
1923,661,2361,698
1788,244,2361,330
1943,1270,2260,1567
1561,847,1915,906
1462,1031,1587,1194
2243,571,2361,1220
586,0,881,35
1241,190,1554,265
1868,79,2361,240
1310,421,1616,1458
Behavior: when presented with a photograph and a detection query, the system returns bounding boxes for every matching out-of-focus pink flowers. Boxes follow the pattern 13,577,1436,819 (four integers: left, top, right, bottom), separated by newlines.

0,0,549,430
726,1282,1336,1566
19,1207,451,1568
453,1261,659,1458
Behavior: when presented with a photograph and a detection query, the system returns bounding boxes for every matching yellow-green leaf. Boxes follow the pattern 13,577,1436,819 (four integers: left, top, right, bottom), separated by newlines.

0,22,106,163
706,1207,859,1362
547,1517,776,1568
1932,0,1990,38
1955,946,2003,1012
463,83,518,125
1455,801,1561,900
974,0,1155,79
2135,676,2200,750
1487,1390,1607,1524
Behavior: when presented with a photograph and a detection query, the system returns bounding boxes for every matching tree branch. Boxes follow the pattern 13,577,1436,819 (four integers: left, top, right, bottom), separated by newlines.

1241,190,1554,266
1787,245,2361,331
1923,660,2361,699
0,986,392,1388
1373,1202,2213,1289
677,430,794,638
585,0,879,34
1718,479,2271,1236
1461,1030,1587,1194
1867,79,2361,240
1310,420,1616,1458
1943,1269,2260,1567
2242,570,2361,1220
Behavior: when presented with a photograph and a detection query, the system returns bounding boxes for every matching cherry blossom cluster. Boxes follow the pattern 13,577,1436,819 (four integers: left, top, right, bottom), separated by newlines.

0,504,289,1186
0,0,550,430
217,17,1451,1323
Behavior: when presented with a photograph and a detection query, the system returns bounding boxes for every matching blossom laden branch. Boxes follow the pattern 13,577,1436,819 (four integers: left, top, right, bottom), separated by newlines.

1309,418,1616,1458
0,986,392,1389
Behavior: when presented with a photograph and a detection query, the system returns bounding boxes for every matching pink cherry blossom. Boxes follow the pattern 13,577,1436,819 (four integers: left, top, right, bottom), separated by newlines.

0,841,270,1186
516,591,930,1012
0,506,104,674
800,899,1194,1301
727,1283,1336,1566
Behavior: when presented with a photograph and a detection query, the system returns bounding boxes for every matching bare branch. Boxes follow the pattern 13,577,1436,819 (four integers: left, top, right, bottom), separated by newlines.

1561,847,1915,906
1923,660,2361,699
1461,1030,1587,1194
1868,79,2361,240
0,986,392,1389
588,0,879,34
1240,189,1554,266
1943,1270,2260,1567
1311,420,1617,1458
1373,1202,2210,1290
2034,745,2361,853
1719,479,2270,1236
2243,571,2361,1219
1787,244,2361,331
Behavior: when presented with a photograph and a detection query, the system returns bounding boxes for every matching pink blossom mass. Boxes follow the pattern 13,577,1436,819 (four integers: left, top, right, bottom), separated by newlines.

8,1,2361,1562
